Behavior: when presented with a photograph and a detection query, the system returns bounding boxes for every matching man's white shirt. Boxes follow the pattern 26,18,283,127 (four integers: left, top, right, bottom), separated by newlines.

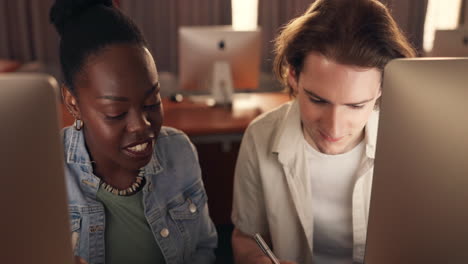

232,99,379,264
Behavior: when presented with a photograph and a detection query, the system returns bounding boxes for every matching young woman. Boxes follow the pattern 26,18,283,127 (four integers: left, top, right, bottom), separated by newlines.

49,1,217,263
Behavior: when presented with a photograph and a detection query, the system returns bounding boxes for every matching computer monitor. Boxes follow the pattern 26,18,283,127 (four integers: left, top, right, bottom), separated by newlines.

430,27,468,57
0,74,74,264
364,58,468,263
178,26,261,103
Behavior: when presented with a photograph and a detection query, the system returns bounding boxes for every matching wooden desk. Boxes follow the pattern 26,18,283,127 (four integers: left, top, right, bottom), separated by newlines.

163,92,290,137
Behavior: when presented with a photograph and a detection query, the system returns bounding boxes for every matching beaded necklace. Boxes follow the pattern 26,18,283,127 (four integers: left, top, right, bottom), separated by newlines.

100,169,146,196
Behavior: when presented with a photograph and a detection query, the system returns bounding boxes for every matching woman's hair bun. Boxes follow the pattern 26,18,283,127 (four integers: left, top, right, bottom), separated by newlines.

50,0,114,36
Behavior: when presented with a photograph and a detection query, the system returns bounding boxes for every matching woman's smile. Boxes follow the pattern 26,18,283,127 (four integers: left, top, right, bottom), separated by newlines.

122,139,154,159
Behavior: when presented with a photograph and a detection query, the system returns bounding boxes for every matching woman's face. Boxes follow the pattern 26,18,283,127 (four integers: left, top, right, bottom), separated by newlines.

64,43,163,174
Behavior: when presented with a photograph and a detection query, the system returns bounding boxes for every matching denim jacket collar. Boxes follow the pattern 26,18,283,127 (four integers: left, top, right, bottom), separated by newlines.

65,128,163,177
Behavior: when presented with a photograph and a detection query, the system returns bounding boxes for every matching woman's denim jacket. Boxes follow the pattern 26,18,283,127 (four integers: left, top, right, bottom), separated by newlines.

62,126,217,264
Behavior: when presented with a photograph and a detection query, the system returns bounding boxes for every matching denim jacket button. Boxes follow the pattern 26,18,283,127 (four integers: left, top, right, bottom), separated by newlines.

189,203,197,213
160,228,170,238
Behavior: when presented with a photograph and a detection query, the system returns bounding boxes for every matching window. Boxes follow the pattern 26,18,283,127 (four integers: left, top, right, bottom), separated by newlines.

231,0,258,30
424,0,463,52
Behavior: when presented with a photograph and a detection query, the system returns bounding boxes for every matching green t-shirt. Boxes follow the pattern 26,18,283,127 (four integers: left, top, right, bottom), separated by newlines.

97,185,166,264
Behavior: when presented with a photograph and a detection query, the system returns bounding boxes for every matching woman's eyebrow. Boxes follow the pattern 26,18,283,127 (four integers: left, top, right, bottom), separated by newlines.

96,82,160,101
144,82,160,98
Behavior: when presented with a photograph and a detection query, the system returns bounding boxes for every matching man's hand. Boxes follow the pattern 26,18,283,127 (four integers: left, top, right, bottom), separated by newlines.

238,253,297,264
74,256,88,264
244,254,275,264
232,228,297,264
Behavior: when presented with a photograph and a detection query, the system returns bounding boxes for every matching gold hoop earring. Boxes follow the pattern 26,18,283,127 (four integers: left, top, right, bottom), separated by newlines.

74,119,83,131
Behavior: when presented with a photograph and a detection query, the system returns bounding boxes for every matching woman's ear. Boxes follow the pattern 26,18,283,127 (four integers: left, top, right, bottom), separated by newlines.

62,85,80,119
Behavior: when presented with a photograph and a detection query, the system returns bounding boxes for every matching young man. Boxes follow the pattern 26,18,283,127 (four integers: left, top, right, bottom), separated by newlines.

231,0,415,263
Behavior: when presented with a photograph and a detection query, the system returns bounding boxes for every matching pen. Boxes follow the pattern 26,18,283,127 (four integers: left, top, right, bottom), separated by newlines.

254,233,281,264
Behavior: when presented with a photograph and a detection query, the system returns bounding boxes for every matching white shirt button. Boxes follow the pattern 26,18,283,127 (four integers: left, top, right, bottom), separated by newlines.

160,228,170,238
189,203,197,213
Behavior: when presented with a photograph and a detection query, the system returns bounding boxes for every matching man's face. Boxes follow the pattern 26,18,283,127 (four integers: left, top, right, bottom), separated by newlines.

64,43,163,174
289,52,381,155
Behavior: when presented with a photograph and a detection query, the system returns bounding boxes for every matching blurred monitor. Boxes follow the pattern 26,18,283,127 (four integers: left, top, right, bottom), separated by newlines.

0,74,73,264
364,58,468,264
178,25,261,93
431,27,468,57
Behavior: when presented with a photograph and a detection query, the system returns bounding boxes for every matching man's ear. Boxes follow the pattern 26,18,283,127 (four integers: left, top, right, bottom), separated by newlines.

62,85,80,119
287,66,299,94
374,89,382,110
377,89,382,99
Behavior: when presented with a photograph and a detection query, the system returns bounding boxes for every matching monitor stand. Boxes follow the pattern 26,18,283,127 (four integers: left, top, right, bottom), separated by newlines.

210,60,234,107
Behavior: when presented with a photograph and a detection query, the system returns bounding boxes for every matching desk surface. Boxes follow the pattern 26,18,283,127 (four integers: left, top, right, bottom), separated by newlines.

62,92,291,136
164,92,290,136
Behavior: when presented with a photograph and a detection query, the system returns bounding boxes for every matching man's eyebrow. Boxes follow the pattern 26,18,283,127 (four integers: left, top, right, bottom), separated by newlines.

97,82,160,101
303,88,331,103
344,98,374,105
303,87,374,105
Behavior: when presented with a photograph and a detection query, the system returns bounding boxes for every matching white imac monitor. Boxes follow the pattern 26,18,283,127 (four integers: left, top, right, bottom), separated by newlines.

431,27,468,57
178,26,261,104
364,58,468,264
0,74,74,264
